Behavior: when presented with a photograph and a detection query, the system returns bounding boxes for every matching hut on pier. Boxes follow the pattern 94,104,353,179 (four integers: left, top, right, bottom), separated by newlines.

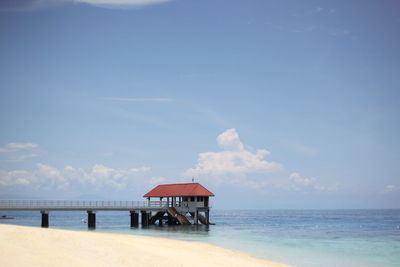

143,183,215,225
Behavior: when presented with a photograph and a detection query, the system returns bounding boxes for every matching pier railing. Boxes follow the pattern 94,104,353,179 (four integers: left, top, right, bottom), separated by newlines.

0,199,169,211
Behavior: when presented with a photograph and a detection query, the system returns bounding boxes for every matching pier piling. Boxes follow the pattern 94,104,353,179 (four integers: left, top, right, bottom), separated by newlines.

87,211,96,228
141,211,149,226
130,211,138,227
41,210,49,228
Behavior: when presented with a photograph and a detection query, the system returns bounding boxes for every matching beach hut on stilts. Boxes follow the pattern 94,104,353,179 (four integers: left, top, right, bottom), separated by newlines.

143,183,215,226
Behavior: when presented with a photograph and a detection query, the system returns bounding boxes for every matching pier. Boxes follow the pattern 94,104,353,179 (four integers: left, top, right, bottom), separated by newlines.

0,182,214,228
0,199,168,228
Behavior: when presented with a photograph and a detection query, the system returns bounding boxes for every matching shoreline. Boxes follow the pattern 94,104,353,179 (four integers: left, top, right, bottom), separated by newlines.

0,224,291,267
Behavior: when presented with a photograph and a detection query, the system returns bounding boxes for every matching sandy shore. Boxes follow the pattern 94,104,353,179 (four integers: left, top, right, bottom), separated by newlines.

0,224,290,267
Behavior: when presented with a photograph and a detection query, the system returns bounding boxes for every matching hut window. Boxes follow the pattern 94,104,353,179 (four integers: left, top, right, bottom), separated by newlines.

190,196,195,202
183,197,188,201
197,197,203,202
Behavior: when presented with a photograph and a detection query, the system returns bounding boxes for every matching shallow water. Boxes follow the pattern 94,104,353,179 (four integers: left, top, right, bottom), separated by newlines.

1,209,399,267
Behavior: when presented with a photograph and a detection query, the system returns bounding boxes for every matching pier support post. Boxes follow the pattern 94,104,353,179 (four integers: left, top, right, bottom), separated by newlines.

206,209,210,225
167,214,173,225
141,211,149,226
147,212,151,225
41,210,49,228
130,211,138,227
195,209,199,225
158,214,163,226
87,210,96,228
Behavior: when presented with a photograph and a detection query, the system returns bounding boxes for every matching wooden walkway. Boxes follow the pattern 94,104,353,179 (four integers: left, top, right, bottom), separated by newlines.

0,199,211,228
0,199,168,211
0,199,169,228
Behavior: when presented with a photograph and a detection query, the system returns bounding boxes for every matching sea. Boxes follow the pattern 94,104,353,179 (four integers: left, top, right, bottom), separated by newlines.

1,209,399,267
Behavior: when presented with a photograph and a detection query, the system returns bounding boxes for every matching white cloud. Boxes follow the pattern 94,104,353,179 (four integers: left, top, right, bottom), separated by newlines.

217,128,245,151
315,7,323,13
9,153,40,161
289,172,314,185
0,163,150,192
0,142,40,161
0,142,38,153
74,0,171,8
0,0,63,12
384,185,398,193
288,172,338,192
0,0,171,12
105,97,174,102
184,129,335,194
185,128,282,177
0,170,30,186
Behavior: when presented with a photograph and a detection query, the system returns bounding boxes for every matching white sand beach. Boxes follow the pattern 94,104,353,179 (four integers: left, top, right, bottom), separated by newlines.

0,224,290,267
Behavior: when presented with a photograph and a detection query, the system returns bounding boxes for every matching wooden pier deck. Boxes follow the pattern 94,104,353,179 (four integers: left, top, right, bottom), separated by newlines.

0,199,168,211
0,198,212,228
0,199,168,228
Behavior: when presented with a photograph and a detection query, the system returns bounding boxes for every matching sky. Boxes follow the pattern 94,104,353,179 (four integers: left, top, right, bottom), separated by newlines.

0,0,399,209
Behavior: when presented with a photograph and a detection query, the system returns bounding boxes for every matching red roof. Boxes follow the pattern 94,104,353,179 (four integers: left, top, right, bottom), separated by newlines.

143,183,215,197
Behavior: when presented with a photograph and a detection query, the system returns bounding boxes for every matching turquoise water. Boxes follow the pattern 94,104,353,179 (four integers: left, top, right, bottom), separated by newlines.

1,209,399,266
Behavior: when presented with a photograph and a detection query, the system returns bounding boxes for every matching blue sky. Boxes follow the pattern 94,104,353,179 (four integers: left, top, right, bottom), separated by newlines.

0,0,399,208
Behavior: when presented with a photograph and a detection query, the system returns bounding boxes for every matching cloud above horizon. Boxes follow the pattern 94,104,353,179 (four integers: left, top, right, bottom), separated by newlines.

184,129,334,193
104,97,174,102
74,0,171,9
185,128,283,177
0,142,41,161
0,142,38,153
0,0,171,11
0,163,152,195
383,184,398,193
289,172,314,186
